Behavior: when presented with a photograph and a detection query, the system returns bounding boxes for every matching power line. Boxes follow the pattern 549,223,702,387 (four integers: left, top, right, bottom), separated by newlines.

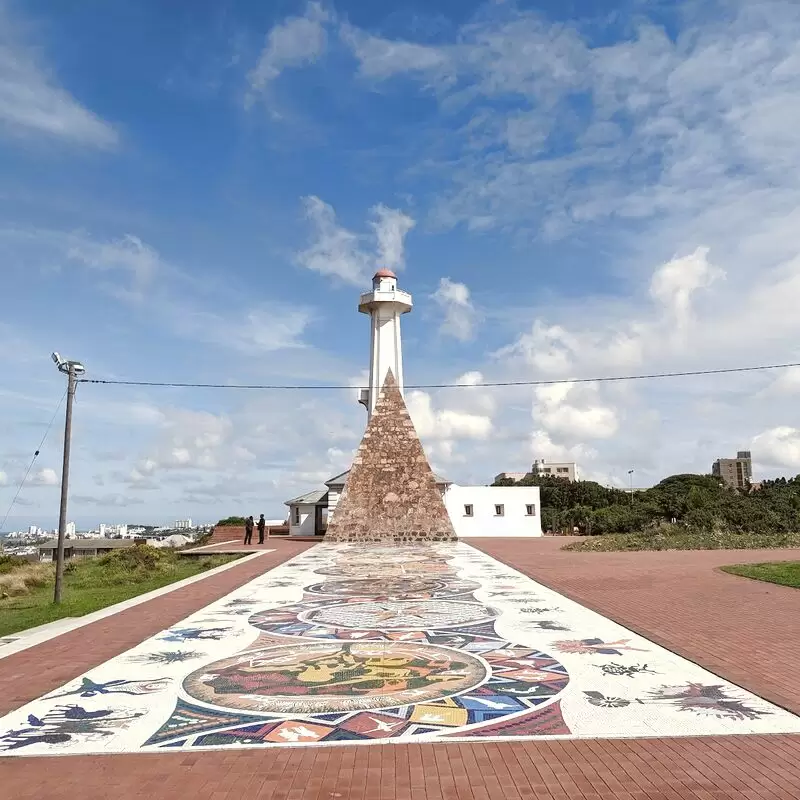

0,389,67,535
79,361,800,391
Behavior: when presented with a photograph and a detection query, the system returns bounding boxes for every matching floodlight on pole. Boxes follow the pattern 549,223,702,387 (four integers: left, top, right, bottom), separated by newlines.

51,353,85,604
627,469,634,505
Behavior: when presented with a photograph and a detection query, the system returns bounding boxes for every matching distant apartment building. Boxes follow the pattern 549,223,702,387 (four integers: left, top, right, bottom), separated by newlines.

712,450,753,490
65,522,76,538
531,459,577,482
174,519,193,530
493,472,528,484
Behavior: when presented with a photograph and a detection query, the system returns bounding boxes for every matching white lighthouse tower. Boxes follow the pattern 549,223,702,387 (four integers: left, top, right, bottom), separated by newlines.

358,268,413,417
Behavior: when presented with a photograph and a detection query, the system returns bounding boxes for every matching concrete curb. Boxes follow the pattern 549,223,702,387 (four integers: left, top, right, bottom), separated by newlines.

0,550,271,661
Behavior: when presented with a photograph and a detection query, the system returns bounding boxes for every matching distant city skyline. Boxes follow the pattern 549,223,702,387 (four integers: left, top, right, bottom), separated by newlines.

0,515,216,535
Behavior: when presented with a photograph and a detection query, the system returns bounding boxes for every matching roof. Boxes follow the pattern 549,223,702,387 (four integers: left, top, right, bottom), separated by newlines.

284,489,328,506
38,538,137,550
374,267,396,279
325,469,451,487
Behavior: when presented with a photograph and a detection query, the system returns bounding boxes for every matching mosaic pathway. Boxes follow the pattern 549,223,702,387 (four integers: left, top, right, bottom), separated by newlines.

1,543,799,755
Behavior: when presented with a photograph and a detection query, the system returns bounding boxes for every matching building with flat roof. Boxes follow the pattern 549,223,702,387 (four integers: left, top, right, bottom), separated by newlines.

712,450,753,490
493,472,527,484
38,538,138,562
531,459,577,481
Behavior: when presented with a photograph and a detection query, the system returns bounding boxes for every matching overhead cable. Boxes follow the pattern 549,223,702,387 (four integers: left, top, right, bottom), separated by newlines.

79,360,800,391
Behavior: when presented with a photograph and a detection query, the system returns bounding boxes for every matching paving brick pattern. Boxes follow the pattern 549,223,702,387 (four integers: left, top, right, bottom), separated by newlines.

0,541,313,716
2,735,799,799
326,371,456,543
2,538,800,798
473,537,800,716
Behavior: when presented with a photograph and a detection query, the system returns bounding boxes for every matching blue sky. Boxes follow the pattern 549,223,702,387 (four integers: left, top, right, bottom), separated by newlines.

3,0,800,529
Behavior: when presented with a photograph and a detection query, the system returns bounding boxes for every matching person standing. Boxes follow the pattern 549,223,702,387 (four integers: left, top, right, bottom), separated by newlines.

257,514,266,545
244,515,254,545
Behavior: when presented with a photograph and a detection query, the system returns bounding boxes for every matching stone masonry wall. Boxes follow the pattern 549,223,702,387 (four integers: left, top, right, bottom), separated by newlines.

325,371,457,543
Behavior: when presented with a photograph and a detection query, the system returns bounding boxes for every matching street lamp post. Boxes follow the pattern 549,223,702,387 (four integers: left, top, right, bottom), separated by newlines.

628,469,634,505
51,353,85,605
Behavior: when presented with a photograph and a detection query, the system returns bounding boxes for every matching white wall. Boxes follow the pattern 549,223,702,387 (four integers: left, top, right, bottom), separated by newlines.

288,503,317,536
326,487,341,519
443,485,543,538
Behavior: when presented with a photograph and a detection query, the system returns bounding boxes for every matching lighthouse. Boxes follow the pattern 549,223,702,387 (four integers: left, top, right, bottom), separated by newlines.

357,268,413,417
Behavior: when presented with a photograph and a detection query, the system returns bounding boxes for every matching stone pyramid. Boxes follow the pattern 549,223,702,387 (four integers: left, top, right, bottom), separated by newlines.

325,370,457,543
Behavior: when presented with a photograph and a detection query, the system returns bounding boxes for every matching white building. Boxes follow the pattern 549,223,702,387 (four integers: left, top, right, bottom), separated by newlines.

65,521,76,538
286,470,452,537
285,471,542,539
494,472,527,483
98,523,107,536
174,519,193,529
444,485,542,537
283,269,544,540
531,459,577,482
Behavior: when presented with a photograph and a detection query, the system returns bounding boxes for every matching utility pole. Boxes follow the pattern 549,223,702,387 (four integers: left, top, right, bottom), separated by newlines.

628,469,634,506
52,353,85,605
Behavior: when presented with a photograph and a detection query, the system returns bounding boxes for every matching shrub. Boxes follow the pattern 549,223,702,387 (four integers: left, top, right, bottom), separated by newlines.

0,555,29,574
97,544,169,572
0,563,54,598
216,516,247,526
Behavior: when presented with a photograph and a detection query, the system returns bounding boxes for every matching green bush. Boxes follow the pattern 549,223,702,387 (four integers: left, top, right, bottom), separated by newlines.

0,555,29,574
216,516,246,526
564,528,800,552
499,471,800,538
97,544,170,571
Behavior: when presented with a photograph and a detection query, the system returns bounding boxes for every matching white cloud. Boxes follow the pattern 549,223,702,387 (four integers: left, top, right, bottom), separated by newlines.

336,2,800,244
296,196,370,284
648,247,724,336
67,234,160,291
247,2,330,100
752,427,800,470
0,5,117,147
761,367,800,397
407,385,493,465
29,467,58,487
341,23,451,80
0,470,9,487
431,277,479,341
170,303,311,355
533,383,619,441
73,493,145,507
1,225,314,355
371,204,415,272
297,196,415,285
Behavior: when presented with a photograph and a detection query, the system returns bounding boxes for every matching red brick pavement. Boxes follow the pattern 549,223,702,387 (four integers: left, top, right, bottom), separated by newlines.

473,538,800,715
1,735,800,799
2,538,800,798
0,540,313,716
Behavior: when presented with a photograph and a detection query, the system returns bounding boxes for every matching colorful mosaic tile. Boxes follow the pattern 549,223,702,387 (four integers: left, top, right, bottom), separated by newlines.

0,542,799,755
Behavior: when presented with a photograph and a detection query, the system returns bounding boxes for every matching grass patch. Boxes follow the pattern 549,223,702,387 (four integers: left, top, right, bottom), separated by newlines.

0,546,240,638
562,529,800,552
720,561,800,588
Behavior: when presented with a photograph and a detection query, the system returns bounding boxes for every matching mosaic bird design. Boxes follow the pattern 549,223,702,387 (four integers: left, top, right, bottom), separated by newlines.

46,677,170,699
554,638,647,655
650,684,771,720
